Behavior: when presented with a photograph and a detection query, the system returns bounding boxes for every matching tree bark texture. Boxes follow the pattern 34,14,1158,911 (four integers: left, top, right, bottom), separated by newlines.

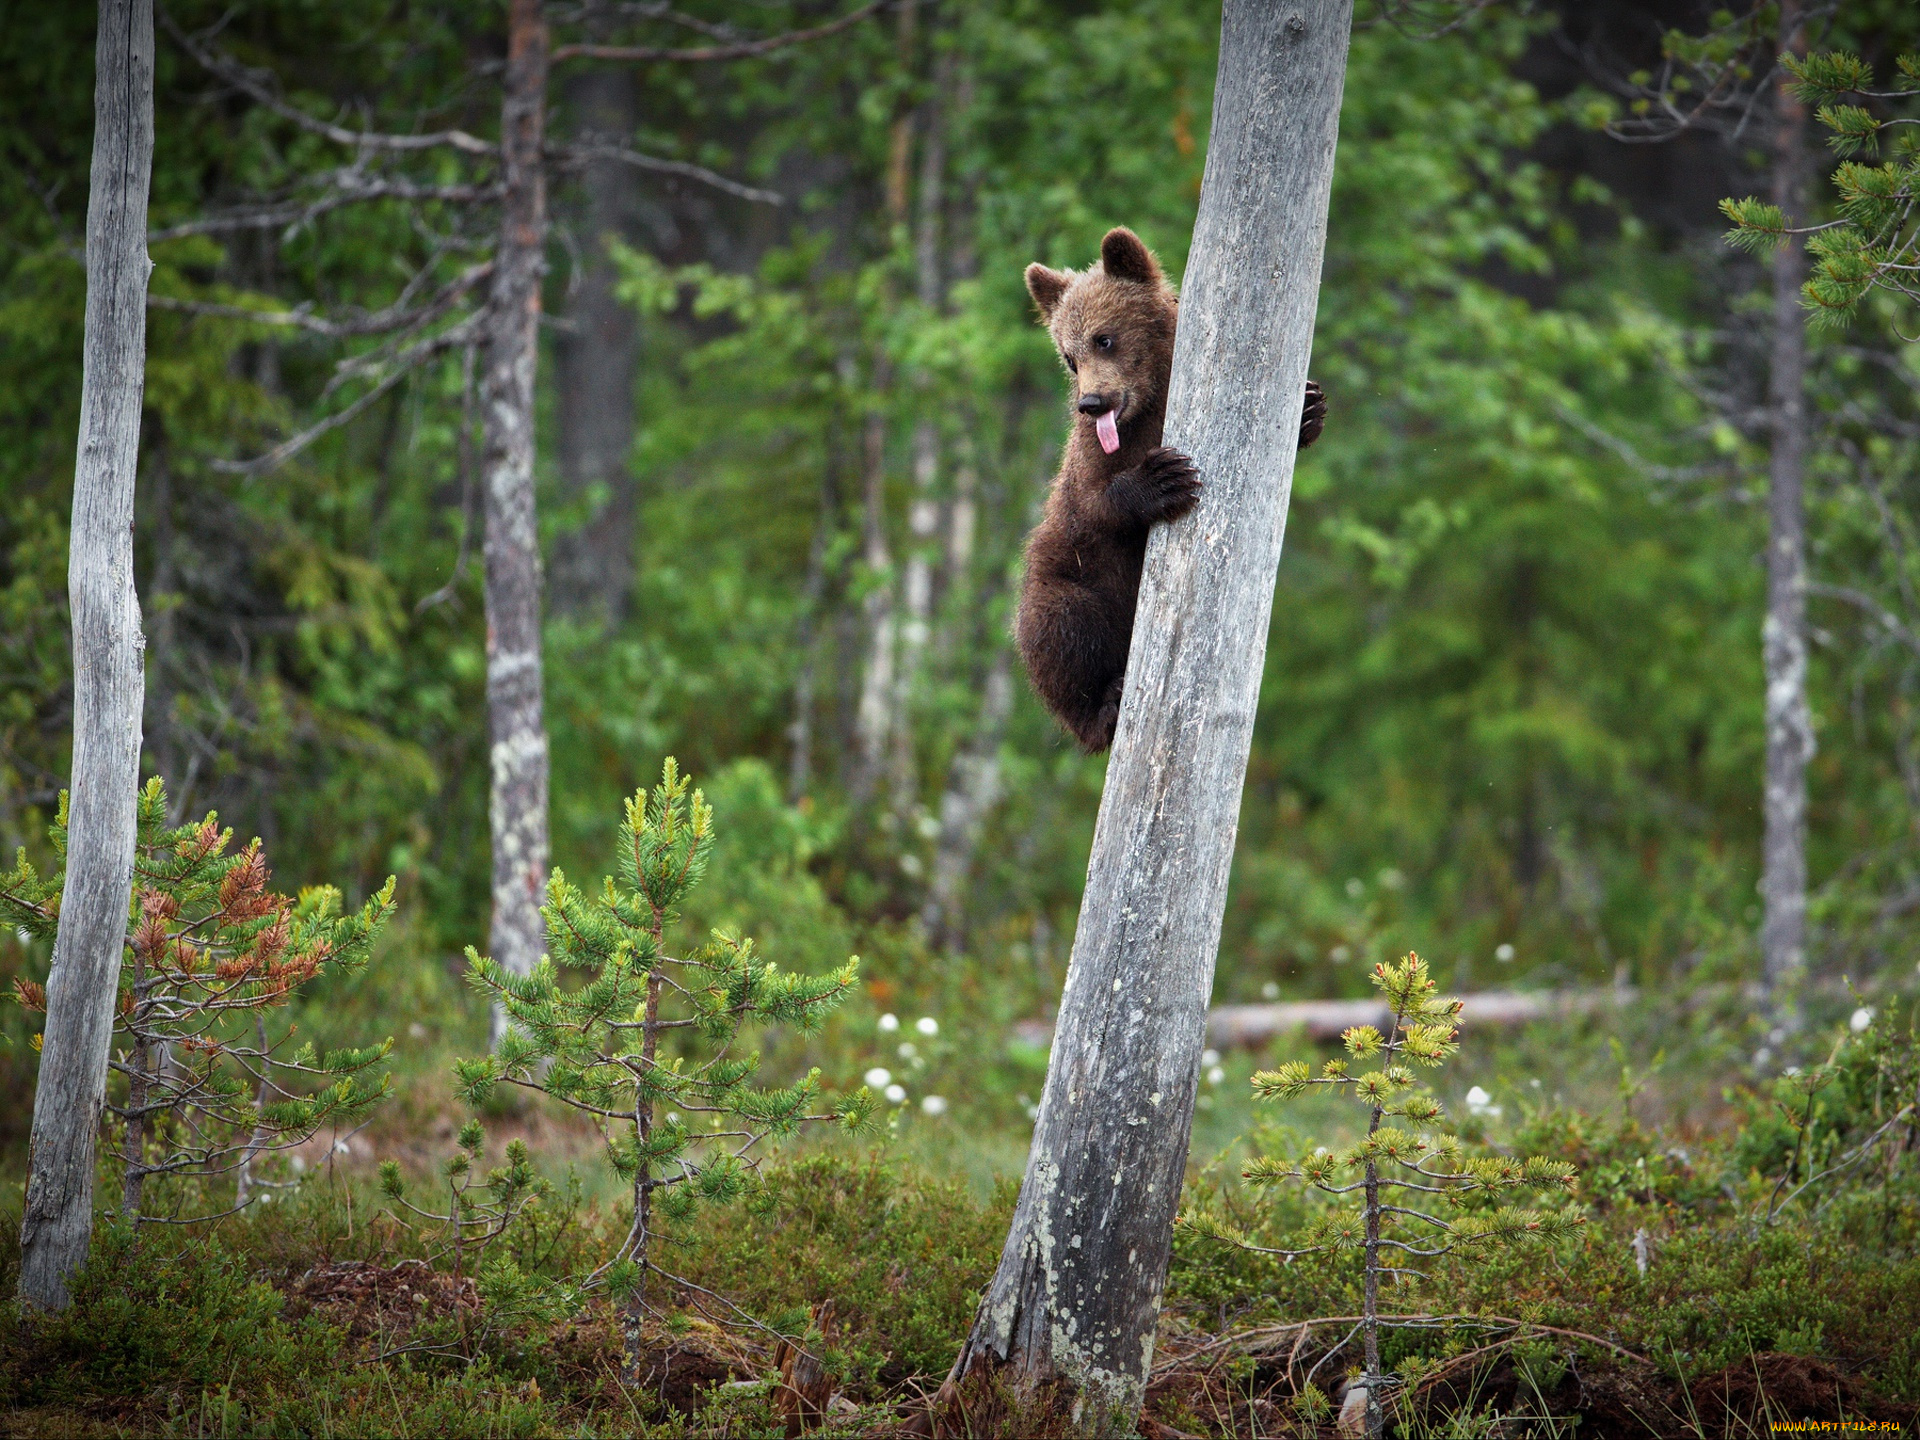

850,400,895,808
888,59,953,818
551,64,640,624
921,646,1013,951
1761,0,1814,1005
945,3,1351,1428
483,0,552,1046
19,0,154,1313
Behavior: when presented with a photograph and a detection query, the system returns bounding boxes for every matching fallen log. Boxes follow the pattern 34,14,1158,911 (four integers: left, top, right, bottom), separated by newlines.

1006,988,1634,1054
1207,987,1633,1049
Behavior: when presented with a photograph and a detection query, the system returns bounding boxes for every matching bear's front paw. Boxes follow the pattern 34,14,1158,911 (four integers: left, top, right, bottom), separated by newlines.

1116,446,1202,525
1299,380,1327,450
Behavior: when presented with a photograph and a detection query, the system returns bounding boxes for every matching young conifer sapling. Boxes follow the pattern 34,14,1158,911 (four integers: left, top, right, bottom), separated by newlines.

1186,954,1583,1437
455,759,875,1378
5,778,395,1224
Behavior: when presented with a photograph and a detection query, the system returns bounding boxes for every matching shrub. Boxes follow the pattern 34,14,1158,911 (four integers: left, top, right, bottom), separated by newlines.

2,777,394,1222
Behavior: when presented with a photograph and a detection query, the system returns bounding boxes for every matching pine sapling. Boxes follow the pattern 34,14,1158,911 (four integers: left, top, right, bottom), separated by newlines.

3,778,394,1223
1186,954,1583,1437
377,1120,567,1351
455,758,875,1378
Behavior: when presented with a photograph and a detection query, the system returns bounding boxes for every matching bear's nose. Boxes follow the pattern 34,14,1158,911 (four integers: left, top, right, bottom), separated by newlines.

1077,393,1113,416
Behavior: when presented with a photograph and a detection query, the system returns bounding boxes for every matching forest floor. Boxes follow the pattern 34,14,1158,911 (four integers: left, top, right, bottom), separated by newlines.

4,1000,1920,1438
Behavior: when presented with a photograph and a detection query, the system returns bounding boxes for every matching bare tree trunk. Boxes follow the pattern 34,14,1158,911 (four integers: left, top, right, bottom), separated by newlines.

849,5,920,813
19,0,154,1313
1761,0,1814,1012
889,59,952,819
943,4,1351,1429
788,450,842,803
550,64,640,624
850,399,895,809
891,419,939,815
483,0,552,1047
921,647,1012,951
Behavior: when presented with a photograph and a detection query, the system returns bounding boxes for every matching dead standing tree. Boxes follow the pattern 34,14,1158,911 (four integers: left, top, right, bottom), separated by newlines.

1591,1,1827,1021
156,2,884,1047
18,0,156,1312
939,2,1353,1432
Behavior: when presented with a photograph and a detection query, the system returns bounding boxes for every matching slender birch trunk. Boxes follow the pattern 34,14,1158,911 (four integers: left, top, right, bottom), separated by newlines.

943,4,1351,1428
851,398,896,808
921,647,1013,951
483,0,552,1046
1761,0,1815,1012
788,449,842,802
888,60,952,818
19,0,154,1312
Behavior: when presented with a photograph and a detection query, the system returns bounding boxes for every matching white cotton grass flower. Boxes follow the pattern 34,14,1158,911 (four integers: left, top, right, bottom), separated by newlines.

1206,1066,1226,1087
878,1013,900,1033
897,1042,918,1060
864,1067,892,1089
1495,943,1515,962
1261,981,1281,1000
1850,1006,1875,1034
916,1016,939,1037
1464,1085,1502,1118
921,1095,948,1116
1201,1049,1220,1069
884,1083,907,1104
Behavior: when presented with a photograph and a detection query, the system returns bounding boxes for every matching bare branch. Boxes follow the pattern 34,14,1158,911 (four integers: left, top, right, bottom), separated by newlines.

150,177,499,243
160,9,496,156
551,0,888,64
1809,581,1920,659
549,140,783,205
211,313,483,478
149,260,493,338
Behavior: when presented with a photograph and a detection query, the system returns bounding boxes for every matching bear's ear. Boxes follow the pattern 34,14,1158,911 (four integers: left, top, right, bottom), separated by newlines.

1025,263,1071,321
1099,227,1161,286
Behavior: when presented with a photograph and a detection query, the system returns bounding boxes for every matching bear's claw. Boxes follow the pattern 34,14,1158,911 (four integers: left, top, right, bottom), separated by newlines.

1299,380,1327,450
1117,445,1202,525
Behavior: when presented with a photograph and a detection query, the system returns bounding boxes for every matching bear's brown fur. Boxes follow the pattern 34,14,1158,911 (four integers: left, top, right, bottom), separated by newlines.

1014,227,1325,751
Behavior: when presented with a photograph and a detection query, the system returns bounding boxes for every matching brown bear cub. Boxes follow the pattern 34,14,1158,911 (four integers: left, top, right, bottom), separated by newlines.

1015,226,1325,751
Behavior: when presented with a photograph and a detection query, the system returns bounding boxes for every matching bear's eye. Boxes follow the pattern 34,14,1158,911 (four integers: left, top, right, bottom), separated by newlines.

1094,334,1113,352
1062,353,1077,374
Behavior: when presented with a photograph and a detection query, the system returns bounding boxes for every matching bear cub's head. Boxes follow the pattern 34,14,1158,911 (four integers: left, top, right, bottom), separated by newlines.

1025,227,1177,460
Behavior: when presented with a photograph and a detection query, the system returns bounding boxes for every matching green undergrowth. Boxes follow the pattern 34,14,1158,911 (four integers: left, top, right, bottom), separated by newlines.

3,1002,1918,1437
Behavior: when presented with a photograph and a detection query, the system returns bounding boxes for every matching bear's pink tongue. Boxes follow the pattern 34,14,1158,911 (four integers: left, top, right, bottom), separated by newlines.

1095,409,1120,455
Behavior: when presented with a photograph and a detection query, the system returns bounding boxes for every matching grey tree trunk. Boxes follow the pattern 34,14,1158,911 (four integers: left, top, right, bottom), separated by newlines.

550,64,640,624
483,0,553,1047
1761,0,1814,1009
850,400,896,809
889,62,952,819
921,647,1013,952
944,3,1351,1429
788,453,842,803
18,0,154,1313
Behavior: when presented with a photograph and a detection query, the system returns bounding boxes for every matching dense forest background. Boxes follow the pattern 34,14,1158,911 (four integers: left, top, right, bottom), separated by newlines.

2,0,1919,1117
